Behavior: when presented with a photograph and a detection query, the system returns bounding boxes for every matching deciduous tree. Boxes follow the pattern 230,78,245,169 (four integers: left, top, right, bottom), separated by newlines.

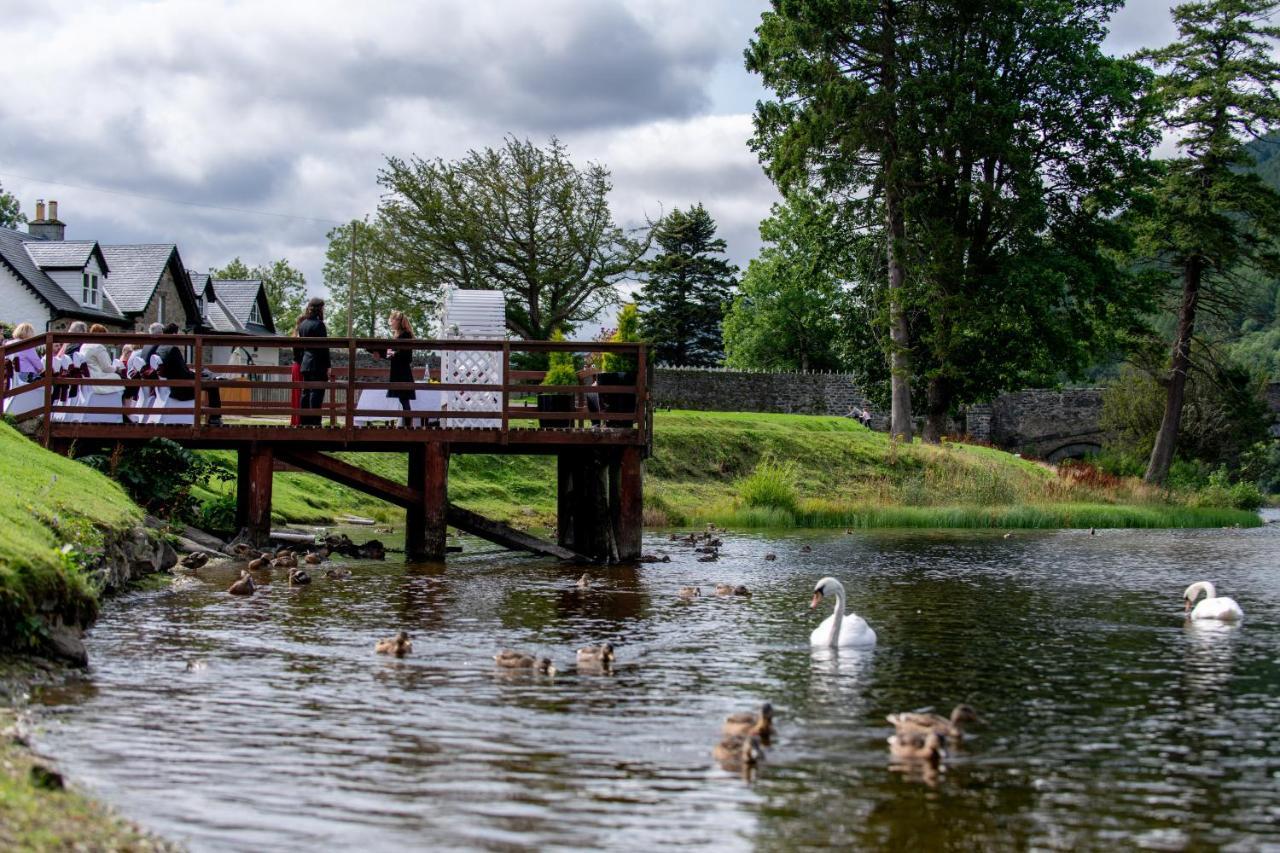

0,181,24,230
323,217,430,337
212,257,308,331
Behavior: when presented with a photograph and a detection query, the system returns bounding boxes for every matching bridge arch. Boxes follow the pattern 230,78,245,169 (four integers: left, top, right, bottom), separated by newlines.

1045,442,1103,464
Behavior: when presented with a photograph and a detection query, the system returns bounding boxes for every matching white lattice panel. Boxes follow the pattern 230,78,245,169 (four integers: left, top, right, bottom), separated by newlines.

440,289,506,428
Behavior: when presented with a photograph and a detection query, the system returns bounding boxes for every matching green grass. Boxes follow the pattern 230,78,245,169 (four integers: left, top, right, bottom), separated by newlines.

193,411,1263,531
0,422,142,648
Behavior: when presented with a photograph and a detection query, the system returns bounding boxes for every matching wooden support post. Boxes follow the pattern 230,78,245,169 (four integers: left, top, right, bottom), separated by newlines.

235,446,251,530
616,445,643,561
246,445,274,546
557,453,575,549
406,443,449,561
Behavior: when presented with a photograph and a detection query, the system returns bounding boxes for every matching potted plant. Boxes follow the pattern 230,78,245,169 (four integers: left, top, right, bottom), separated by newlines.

596,303,640,426
537,330,578,427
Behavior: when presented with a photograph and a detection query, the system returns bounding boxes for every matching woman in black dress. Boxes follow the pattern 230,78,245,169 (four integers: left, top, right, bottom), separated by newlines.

378,310,416,427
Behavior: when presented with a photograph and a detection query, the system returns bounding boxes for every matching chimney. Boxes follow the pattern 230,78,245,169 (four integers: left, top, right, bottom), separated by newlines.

27,198,66,241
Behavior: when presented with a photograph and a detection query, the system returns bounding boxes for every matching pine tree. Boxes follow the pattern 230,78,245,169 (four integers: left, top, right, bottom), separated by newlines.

1139,0,1280,484
637,205,737,366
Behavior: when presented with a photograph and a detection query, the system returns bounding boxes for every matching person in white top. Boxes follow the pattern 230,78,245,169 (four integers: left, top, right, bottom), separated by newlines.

79,323,121,396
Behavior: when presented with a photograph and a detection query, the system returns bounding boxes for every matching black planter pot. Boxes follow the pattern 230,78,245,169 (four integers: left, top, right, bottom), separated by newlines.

536,392,575,428
595,370,636,427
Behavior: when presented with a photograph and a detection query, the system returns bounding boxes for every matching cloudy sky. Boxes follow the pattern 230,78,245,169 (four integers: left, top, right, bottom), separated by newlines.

0,0,1181,311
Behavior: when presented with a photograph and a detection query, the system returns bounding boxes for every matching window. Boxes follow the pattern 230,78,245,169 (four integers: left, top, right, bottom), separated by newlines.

157,294,166,324
196,296,204,318
248,300,261,325
81,272,99,307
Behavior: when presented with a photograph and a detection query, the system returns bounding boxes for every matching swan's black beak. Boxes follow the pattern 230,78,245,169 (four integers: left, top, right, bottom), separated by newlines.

810,591,823,610
1184,598,1192,614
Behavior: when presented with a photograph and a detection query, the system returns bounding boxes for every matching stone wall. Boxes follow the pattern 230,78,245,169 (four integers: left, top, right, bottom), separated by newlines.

652,367,872,418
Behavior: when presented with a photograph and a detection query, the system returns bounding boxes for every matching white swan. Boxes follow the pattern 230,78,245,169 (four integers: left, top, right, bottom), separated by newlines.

809,576,877,647
1183,581,1244,621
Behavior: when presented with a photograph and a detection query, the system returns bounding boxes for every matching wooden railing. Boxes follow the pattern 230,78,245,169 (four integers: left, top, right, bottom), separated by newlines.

1,333,650,445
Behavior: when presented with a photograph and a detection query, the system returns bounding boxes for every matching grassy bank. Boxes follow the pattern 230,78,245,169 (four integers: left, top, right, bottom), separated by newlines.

0,422,143,649
196,411,1261,530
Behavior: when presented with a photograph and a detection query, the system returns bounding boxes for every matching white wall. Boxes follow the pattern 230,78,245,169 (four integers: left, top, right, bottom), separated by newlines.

46,255,104,309
0,265,53,330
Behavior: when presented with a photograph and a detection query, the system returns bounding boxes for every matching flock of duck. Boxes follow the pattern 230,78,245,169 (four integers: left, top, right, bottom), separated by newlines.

202,524,1247,780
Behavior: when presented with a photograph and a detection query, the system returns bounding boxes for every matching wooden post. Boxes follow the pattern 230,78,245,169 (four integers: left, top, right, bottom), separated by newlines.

556,453,575,549
246,444,274,546
406,442,449,561
192,334,203,431
235,446,251,530
616,446,643,561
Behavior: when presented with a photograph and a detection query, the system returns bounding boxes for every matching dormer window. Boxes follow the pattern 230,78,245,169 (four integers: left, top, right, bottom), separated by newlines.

248,300,261,325
81,272,99,307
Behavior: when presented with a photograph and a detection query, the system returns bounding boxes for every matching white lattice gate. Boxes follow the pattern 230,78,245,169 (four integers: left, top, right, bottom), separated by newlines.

439,289,506,427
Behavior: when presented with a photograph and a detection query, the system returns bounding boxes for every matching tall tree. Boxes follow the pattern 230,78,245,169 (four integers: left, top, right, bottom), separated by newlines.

212,257,308,330
723,195,853,372
378,136,650,340
637,204,738,366
323,217,431,337
0,181,24,230
1138,0,1280,484
748,0,921,439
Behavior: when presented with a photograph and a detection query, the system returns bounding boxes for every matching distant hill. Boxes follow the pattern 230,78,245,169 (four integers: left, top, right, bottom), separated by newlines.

1244,132,1280,188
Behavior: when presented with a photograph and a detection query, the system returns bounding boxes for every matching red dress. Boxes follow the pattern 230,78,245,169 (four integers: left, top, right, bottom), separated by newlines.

289,361,302,426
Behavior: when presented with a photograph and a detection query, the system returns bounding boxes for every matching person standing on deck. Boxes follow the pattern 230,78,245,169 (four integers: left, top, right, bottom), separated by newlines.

289,313,306,426
373,310,417,428
295,298,330,426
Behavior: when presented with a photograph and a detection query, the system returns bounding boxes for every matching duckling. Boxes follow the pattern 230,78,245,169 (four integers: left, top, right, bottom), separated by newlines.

764,553,777,561
288,568,311,586
324,567,352,580
697,553,718,563
722,702,774,745
800,544,812,553
888,729,946,767
1002,532,1013,539
695,545,719,555
228,570,256,596
714,584,735,596
713,733,764,773
576,642,615,668
232,542,253,557
247,556,269,572
375,631,412,657
494,649,557,675
273,554,298,570
304,552,322,565
576,573,592,589
181,551,209,570
678,586,701,599
887,704,981,744
275,547,293,558
733,585,751,597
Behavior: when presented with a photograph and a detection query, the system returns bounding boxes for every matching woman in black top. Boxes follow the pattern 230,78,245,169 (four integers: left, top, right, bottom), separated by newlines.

376,310,416,427
293,298,329,426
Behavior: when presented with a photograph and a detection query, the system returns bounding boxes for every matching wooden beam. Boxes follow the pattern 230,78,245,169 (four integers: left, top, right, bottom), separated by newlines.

616,446,643,561
446,503,586,563
246,445,274,546
407,443,449,561
277,449,417,506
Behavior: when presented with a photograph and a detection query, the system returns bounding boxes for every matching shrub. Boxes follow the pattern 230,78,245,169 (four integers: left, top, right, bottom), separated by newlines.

600,303,640,374
737,460,799,514
81,439,233,522
196,494,237,538
1190,467,1265,511
1239,440,1280,495
542,329,580,387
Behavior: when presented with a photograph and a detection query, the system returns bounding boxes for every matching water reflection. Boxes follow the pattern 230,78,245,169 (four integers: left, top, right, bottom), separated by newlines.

30,523,1280,851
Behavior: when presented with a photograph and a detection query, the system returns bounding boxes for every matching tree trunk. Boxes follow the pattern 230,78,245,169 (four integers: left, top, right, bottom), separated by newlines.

922,376,950,444
887,195,913,442
1145,258,1202,485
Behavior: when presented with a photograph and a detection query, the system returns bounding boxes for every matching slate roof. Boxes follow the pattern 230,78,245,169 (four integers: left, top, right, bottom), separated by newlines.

99,244,182,313
204,299,242,333
211,279,275,334
0,226,126,324
23,240,105,271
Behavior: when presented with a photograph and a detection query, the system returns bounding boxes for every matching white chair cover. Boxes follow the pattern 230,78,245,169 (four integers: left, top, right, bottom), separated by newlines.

80,356,124,424
146,353,192,425
2,362,44,418
127,354,149,423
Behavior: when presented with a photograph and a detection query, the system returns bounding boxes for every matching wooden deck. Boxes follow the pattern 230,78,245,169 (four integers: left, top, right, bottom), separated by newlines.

3,332,651,563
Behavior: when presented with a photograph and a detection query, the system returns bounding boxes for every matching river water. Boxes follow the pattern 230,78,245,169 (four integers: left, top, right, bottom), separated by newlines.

32,520,1280,851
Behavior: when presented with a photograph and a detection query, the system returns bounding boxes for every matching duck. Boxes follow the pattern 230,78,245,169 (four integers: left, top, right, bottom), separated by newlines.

713,733,764,773
714,583,735,596
576,642,615,667
181,552,209,570
576,573,592,589
809,576,877,647
324,567,352,580
764,553,777,561
375,631,412,657
494,649,556,675
228,570,256,596
800,544,812,553
888,729,946,768
733,585,751,597
273,554,298,570
887,704,981,744
698,553,718,563
246,556,268,571
1183,581,1245,621
678,586,701,599
722,702,774,745
287,568,311,586
304,552,323,565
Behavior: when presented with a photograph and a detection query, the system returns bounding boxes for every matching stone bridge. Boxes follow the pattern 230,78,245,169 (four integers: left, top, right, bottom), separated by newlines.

963,390,1107,463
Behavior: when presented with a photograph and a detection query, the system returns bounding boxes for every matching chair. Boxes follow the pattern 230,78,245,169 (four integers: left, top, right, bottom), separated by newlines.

126,354,149,423
80,356,125,424
2,357,44,419
146,354,193,426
